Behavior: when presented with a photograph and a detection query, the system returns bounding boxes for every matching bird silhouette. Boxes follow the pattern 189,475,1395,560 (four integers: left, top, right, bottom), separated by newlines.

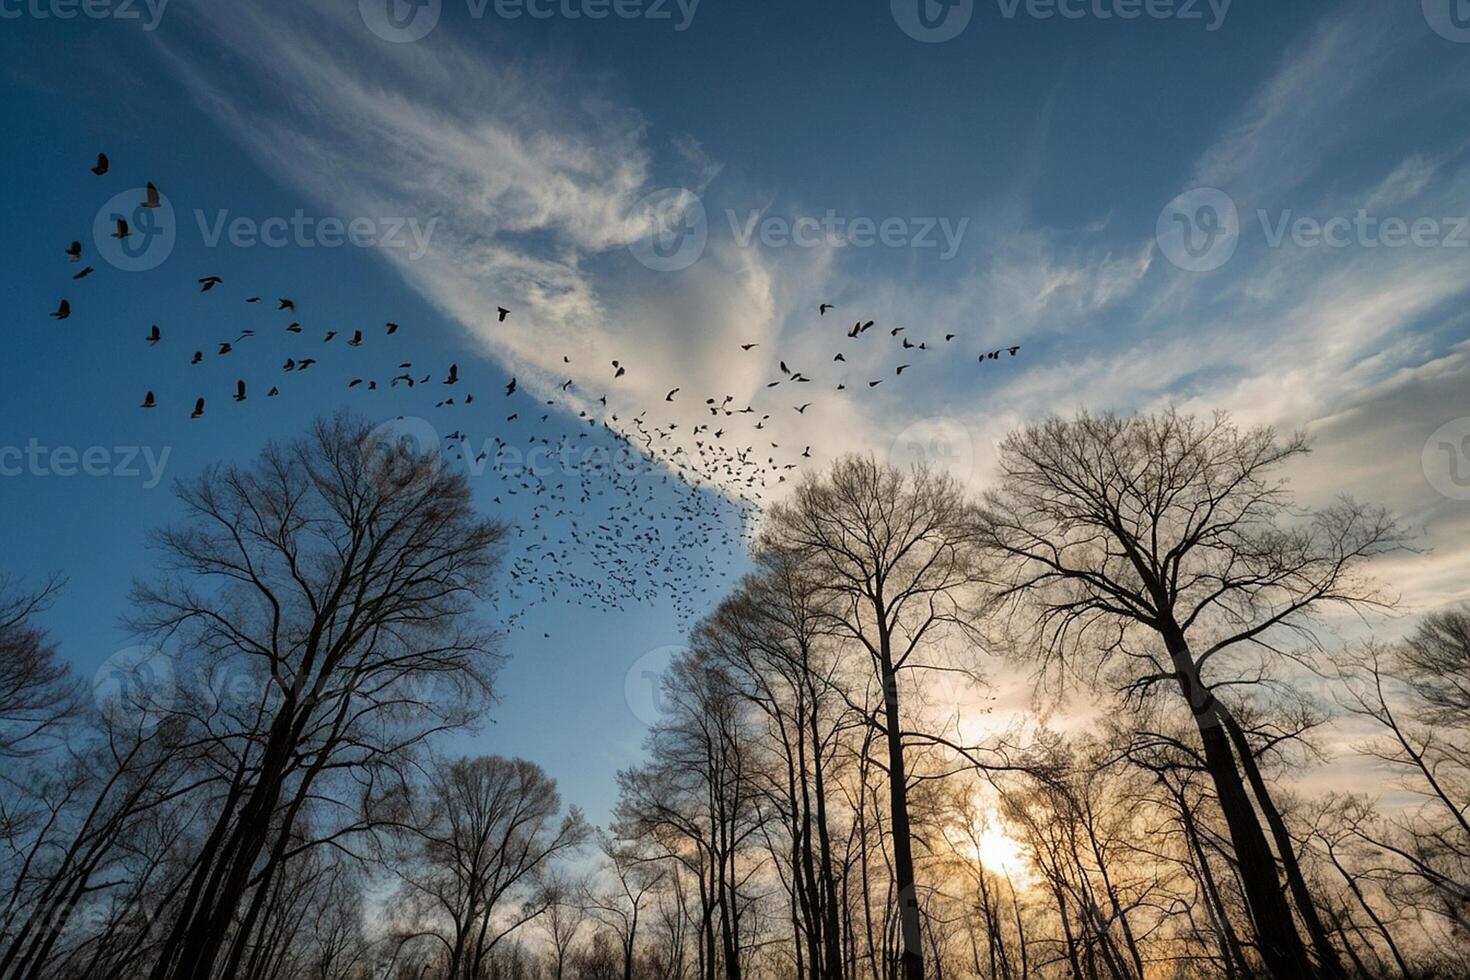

49,299,70,320
90,153,109,176
191,397,205,419
140,391,156,409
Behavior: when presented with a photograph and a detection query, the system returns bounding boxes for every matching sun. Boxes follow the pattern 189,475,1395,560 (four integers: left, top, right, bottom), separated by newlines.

974,823,1030,880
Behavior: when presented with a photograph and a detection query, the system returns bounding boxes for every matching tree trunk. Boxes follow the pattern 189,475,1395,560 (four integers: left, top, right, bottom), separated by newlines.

1169,639,1313,979
879,646,924,980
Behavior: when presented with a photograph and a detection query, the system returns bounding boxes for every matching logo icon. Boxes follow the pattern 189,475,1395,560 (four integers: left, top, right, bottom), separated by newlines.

1155,187,1240,272
1423,417,1470,500
624,644,686,725
361,416,444,490
892,0,974,42
93,645,176,733
627,189,708,272
890,417,975,483
93,188,175,272
1424,0,1470,42
360,0,441,42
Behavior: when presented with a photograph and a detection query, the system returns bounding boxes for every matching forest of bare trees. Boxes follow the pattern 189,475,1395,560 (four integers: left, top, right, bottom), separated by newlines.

2,409,1467,979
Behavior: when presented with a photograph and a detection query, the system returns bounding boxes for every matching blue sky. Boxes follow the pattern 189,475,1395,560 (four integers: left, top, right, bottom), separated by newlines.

3,0,1470,823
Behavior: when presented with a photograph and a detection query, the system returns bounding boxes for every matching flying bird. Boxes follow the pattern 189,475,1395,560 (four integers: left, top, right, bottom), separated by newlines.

111,218,130,239
191,398,205,419
90,153,109,176
72,266,93,280
819,303,834,316
505,377,517,396
444,364,459,385
198,276,223,291
234,380,246,402
497,307,510,322
146,324,160,345
49,299,70,320
65,241,81,261
140,391,156,409
141,182,161,209
666,388,680,402
279,298,296,311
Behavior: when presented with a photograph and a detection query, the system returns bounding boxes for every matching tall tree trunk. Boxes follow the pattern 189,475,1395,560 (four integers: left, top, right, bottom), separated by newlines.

1218,709,1346,979
1169,639,1313,979
877,621,924,980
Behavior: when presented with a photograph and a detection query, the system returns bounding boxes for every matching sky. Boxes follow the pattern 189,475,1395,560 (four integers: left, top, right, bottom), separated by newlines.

2,0,1470,825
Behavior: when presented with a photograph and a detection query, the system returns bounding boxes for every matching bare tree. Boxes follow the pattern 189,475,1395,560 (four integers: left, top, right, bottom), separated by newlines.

584,834,665,980
698,546,852,980
394,754,589,980
130,413,506,980
977,409,1400,978
1337,610,1470,934
0,574,78,759
759,457,987,980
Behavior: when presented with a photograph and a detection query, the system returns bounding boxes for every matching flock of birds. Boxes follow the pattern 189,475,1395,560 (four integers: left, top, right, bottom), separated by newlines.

48,152,1025,629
